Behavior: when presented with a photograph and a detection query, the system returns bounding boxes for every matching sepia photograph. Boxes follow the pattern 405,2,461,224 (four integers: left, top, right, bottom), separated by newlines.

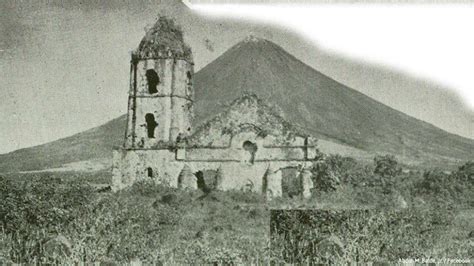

0,0,473,264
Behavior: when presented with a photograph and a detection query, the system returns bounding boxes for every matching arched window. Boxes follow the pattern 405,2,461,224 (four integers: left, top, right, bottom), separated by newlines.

242,140,258,164
147,167,153,178
145,113,158,138
146,69,159,94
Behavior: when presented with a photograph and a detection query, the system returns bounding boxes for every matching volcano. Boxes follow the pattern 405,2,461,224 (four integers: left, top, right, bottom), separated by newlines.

193,37,473,163
0,37,472,173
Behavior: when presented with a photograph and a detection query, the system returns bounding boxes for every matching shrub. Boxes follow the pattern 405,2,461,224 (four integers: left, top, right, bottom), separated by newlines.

311,155,341,192
454,161,474,184
373,155,402,193
417,170,451,194
416,162,473,207
373,154,401,178
324,156,357,183
311,155,377,192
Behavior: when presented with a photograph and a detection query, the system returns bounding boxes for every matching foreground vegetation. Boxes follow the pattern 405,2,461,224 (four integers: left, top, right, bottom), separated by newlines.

270,208,472,264
0,176,268,264
0,157,472,263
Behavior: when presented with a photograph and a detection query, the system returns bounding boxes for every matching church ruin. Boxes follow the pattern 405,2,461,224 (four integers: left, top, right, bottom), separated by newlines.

112,17,317,198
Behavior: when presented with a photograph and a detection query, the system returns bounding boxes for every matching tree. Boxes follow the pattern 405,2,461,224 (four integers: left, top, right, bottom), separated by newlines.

374,155,401,178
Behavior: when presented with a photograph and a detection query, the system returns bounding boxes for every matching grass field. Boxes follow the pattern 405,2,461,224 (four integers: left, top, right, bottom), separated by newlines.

1,158,472,264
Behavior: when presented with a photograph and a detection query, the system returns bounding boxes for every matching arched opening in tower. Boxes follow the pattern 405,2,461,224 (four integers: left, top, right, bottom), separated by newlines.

145,113,158,138
146,69,159,94
242,140,258,164
146,167,153,178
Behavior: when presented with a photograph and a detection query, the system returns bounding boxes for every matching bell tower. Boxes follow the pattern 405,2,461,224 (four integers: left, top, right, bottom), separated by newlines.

124,17,194,149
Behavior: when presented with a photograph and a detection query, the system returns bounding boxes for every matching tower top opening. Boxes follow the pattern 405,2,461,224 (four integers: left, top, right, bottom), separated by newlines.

133,16,193,62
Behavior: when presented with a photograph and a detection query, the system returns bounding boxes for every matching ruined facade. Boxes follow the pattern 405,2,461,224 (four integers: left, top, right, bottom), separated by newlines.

112,18,317,198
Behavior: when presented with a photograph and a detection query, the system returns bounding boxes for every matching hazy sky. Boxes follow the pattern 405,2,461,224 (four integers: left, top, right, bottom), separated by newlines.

1,0,472,154
194,3,474,107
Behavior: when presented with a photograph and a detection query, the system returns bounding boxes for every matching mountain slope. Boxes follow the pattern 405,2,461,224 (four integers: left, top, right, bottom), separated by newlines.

0,116,126,173
193,37,473,164
0,37,472,173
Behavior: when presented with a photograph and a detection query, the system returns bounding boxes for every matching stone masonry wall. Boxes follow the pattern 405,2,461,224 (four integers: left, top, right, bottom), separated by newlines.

112,148,314,198
112,127,316,198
